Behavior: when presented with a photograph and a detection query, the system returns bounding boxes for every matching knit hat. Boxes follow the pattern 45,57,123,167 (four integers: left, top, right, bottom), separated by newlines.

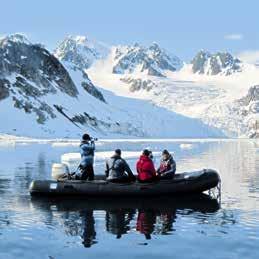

162,149,169,155
115,149,121,156
143,149,151,156
82,133,91,141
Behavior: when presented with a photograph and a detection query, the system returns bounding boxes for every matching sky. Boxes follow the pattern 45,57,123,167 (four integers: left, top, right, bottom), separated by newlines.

0,0,259,61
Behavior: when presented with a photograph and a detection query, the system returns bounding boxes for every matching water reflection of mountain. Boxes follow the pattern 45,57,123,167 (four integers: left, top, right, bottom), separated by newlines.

30,195,220,247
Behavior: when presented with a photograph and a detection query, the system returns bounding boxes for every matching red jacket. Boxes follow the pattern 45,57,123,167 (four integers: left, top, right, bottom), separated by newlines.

136,155,156,181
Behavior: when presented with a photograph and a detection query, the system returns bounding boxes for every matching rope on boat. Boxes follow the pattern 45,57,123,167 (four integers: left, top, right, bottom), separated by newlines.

208,177,221,206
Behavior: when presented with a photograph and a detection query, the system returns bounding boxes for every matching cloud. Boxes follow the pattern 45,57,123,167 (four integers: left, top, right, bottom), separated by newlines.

224,34,243,40
237,50,259,64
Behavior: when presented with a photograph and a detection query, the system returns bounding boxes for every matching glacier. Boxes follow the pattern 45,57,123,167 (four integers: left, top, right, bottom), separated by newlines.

1,33,259,139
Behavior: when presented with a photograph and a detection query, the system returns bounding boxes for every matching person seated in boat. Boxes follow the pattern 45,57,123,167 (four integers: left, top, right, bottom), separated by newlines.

157,149,176,180
76,133,95,181
136,149,157,183
105,149,136,183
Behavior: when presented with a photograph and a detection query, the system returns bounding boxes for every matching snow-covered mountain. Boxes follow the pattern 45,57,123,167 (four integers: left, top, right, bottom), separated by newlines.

54,35,109,70
0,34,222,138
237,85,259,138
74,38,259,139
0,33,116,137
86,42,259,138
111,43,183,77
191,50,242,75
1,33,259,139
120,77,158,92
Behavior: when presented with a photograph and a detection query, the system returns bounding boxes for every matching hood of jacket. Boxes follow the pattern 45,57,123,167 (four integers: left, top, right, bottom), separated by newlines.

111,154,121,160
139,155,152,162
162,154,173,162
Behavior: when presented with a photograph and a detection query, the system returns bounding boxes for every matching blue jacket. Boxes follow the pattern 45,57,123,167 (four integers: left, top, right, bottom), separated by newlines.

80,140,95,167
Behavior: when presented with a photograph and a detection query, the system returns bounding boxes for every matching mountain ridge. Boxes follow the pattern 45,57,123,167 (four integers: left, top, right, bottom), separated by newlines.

0,33,223,138
191,50,242,75
1,33,259,138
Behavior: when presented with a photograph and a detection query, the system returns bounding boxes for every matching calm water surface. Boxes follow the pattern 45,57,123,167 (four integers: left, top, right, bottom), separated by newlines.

0,139,258,259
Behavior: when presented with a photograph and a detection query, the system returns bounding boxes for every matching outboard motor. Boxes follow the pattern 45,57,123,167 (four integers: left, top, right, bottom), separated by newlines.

51,163,69,180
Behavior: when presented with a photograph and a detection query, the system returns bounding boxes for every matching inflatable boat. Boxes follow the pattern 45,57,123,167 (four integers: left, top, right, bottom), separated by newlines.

29,169,220,197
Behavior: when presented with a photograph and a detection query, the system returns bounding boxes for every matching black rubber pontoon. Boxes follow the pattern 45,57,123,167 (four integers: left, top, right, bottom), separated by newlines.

29,169,220,197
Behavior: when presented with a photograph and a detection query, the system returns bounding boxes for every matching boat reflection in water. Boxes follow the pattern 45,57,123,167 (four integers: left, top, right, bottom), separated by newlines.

136,209,158,240
136,208,177,239
106,209,135,239
31,194,220,247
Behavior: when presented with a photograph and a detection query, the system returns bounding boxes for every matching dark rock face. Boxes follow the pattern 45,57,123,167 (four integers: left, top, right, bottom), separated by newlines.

191,51,210,74
120,77,157,92
54,105,143,137
54,36,106,102
0,34,78,97
0,34,81,125
191,50,242,75
55,37,96,70
0,34,106,128
81,79,106,103
237,85,259,138
238,85,259,106
63,63,106,103
0,79,10,100
112,43,182,77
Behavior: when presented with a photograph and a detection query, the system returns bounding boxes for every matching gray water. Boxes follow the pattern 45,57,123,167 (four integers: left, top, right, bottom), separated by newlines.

0,139,258,259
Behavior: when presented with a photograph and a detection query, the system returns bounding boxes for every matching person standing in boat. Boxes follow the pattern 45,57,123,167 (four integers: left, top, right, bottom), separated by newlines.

136,149,157,182
157,149,176,180
77,133,95,180
105,149,136,183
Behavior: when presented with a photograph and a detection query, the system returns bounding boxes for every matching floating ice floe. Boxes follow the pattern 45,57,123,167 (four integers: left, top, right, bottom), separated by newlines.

179,143,194,150
61,151,139,172
51,142,80,147
61,151,159,163
61,151,160,171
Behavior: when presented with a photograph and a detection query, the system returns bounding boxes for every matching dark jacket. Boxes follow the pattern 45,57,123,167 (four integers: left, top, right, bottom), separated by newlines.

157,154,176,176
80,140,95,167
105,155,135,180
136,155,156,181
